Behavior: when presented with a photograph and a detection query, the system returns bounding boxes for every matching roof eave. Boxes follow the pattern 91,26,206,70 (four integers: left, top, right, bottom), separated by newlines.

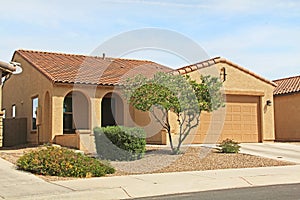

173,57,277,87
13,50,56,84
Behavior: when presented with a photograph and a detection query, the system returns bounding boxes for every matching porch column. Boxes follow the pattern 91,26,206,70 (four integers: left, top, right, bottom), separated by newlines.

52,96,64,137
90,98,101,130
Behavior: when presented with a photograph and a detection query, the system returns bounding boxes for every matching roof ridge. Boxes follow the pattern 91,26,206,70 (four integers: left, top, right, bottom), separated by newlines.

214,57,277,87
114,57,154,63
17,49,88,58
16,49,163,64
273,74,300,82
173,56,276,87
176,56,220,71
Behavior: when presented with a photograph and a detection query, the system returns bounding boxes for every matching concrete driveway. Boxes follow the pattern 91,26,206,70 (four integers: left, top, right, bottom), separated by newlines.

240,143,300,164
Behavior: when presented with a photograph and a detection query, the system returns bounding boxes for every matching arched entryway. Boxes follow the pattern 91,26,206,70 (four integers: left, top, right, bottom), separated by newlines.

63,91,89,133
101,93,124,127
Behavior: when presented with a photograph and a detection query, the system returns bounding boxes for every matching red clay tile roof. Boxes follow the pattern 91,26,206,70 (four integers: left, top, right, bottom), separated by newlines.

172,57,277,87
273,75,300,95
13,50,172,86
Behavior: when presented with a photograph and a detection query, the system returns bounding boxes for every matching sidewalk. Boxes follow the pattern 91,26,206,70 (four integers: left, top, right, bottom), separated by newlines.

6,164,300,200
0,158,71,199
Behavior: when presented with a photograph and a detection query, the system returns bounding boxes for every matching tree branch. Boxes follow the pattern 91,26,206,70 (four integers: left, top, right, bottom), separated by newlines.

180,112,200,143
150,106,168,130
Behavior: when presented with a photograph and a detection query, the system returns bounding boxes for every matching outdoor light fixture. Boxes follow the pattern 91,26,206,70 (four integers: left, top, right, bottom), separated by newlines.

266,100,272,106
220,67,227,82
10,62,22,74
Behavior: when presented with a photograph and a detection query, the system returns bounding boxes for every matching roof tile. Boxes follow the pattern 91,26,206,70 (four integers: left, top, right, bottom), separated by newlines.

14,50,172,86
273,75,300,95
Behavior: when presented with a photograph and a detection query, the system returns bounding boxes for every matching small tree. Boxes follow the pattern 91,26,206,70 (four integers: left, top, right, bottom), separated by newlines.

123,72,223,154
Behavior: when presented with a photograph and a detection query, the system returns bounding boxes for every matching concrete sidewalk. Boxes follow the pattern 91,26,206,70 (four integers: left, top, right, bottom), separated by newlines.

9,165,300,200
0,158,71,199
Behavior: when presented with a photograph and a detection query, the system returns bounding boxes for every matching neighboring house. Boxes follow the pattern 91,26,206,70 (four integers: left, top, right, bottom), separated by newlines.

0,60,16,147
2,50,277,151
273,75,300,141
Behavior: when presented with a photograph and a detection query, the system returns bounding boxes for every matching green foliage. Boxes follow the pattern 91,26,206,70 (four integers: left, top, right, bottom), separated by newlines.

16,146,115,177
122,72,224,154
218,139,241,153
189,75,224,112
94,126,146,161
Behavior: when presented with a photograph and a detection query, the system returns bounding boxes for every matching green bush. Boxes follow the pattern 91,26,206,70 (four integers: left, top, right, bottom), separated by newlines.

16,146,115,177
94,126,146,161
218,138,240,153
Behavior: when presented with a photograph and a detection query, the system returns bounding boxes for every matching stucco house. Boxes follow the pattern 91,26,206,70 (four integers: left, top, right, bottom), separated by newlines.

0,60,16,147
2,50,171,150
2,50,277,151
273,75,300,141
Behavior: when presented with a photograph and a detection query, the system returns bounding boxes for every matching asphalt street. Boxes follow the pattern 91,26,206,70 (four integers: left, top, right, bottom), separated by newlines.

133,183,300,200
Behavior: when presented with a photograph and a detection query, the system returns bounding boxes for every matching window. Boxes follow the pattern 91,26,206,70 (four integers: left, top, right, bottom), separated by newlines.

63,95,75,133
32,97,38,130
12,105,16,118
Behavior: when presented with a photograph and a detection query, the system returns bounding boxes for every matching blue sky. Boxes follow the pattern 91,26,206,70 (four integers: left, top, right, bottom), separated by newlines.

0,0,299,80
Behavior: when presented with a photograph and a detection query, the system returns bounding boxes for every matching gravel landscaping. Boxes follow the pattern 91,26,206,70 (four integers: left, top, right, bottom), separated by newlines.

0,145,295,181
110,146,295,176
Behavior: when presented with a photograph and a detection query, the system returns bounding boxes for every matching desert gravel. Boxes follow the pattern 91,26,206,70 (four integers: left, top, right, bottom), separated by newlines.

0,145,295,180
109,146,294,176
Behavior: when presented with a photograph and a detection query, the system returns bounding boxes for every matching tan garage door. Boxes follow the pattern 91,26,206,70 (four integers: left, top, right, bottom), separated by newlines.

190,95,261,143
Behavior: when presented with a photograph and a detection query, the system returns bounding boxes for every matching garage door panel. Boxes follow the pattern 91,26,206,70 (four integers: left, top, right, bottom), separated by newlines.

243,124,251,131
231,105,241,112
232,114,241,121
192,95,261,143
242,106,252,112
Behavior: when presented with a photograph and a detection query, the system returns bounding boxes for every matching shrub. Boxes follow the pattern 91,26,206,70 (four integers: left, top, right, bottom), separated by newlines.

94,126,146,161
218,138,240,153
16,146,115,177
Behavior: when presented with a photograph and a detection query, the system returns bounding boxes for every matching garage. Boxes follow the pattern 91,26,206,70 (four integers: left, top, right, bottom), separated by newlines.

190,95,261,144
150,57,276,145
221,95,261,142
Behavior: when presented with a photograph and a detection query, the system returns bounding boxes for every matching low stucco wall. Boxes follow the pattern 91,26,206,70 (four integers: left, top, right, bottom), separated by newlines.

146,130,167,145
53,133,79,149
3,118,27,147
274,93,300,141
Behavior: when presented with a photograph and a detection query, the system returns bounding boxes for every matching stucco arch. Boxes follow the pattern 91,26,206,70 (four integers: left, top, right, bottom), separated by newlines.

63,91,90,133
101,92,124,127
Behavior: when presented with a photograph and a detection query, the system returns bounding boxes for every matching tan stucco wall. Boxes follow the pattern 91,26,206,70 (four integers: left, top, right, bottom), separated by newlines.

274,93,300,141
170,62,276,143
2,54,54,144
